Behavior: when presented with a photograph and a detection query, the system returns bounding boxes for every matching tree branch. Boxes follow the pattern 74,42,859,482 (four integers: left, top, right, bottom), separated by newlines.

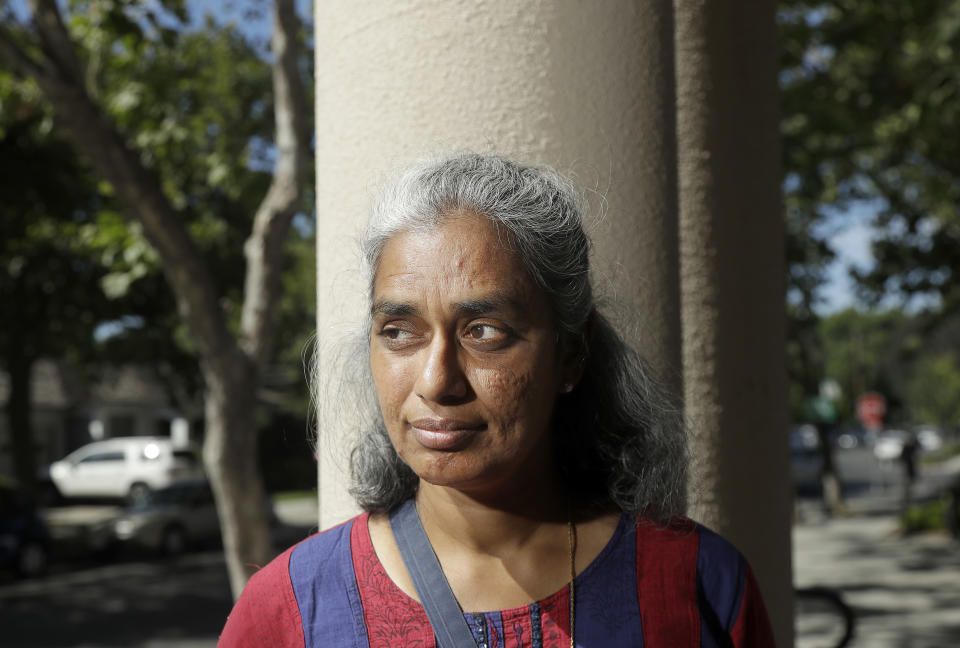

23,1,240,373
238,0,310,369
0,21,52,80
28,0,82,82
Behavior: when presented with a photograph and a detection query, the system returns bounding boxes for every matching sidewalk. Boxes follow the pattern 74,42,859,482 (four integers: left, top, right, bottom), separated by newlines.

794,509,960,647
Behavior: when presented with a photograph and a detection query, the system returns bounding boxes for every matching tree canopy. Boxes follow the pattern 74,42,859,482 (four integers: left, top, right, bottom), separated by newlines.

780,0,960,430
1,0,313,595
781,0,960,314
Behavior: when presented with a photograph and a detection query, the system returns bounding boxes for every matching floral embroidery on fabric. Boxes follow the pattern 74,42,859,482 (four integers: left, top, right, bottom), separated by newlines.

351,516,435,648
538,586,571,648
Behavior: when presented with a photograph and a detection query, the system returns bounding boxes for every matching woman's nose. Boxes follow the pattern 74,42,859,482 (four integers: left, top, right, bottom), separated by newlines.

414,334,469,404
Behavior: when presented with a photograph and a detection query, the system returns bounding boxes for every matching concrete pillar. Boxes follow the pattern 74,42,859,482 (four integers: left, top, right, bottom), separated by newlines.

314,1,680,527
675,1,793,645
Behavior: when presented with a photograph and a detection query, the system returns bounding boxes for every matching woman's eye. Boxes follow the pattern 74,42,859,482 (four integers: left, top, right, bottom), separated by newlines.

468,324,495,339
465,323,508,344
379,326,414,342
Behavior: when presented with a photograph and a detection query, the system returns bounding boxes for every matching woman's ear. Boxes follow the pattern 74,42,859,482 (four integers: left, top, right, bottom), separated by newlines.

559,309,596,393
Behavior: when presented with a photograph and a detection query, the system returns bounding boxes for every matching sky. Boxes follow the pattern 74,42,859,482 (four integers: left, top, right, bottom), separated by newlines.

818,208,876,315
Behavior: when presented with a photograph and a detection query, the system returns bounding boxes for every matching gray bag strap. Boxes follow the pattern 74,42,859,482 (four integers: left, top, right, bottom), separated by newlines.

389,498,478,648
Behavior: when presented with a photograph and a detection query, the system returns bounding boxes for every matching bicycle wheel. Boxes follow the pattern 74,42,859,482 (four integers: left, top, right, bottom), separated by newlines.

795,586,855,648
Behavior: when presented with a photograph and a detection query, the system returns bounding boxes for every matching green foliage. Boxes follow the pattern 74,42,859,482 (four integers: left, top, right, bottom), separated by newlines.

819,308,905,422
780,0,960,312
70,4,277,323
270,223,317,416
901,498,949,534
780,2,960,425
0,79,112,362
804,306,960,428
0,73,195,401
908,352,960,427
921,442,960,464
2,1,315,407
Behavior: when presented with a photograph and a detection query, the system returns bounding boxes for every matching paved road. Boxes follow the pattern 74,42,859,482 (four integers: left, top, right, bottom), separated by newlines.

0,498,318,648
0,551,231,648
795,514,960,648
794,446,960,508
794,451,960,647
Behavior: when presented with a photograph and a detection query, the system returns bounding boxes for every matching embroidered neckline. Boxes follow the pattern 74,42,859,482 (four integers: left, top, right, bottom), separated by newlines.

358,510,632,618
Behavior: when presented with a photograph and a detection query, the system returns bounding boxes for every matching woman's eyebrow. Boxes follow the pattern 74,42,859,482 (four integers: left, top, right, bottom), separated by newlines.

371,300,419,317
453,293,525,317
371,292,526,318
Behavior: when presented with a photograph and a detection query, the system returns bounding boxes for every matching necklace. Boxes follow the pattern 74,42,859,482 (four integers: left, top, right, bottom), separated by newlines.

567,518,577,648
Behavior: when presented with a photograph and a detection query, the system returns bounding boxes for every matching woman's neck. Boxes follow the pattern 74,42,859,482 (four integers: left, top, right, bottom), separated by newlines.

367,478,621,612
414,477,570,556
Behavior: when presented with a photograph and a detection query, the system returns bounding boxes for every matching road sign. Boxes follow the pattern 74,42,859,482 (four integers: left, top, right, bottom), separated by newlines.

856,392,886,430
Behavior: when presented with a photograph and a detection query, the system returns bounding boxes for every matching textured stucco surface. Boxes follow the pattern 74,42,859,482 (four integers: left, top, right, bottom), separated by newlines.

675,1,793,645
314,0,679,529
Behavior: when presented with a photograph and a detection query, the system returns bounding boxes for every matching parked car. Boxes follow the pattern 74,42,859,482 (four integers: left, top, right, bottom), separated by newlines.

835,425,867,450
916,427,944,452
873,429,907,461
0,482,50,578
48,437,204,503
98,481,220,555
873,428,944,461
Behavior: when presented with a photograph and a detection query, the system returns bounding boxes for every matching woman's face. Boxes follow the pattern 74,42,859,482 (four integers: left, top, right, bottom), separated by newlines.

369,212,574,495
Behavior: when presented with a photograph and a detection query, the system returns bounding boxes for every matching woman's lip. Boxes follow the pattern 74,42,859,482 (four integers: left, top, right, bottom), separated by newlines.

409,418,485,432
409,419,485,450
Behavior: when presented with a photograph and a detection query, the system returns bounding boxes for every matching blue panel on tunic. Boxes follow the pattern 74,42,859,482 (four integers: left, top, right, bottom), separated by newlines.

696,524,746,648
289,520,370,648
574,514,644,648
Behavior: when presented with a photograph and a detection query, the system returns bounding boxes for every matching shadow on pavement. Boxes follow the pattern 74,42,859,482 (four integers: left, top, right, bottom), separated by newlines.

0,518,318,648
0,552,231,648
795,508,960,648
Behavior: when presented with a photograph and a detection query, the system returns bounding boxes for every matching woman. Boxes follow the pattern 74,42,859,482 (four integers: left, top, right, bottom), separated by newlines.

219,153,775,647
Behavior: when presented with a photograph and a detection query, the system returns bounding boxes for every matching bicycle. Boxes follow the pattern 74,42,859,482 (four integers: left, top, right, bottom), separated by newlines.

795,586,856,648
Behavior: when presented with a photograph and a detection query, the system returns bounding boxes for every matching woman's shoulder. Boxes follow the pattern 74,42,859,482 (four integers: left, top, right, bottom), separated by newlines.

634,513,739,553
632,514,747,581
632,514,774,646
218,513,369,647
285,511,369,588
218,543,306,646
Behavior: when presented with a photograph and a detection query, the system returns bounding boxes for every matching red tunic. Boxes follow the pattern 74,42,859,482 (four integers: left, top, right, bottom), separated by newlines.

219,512,775,647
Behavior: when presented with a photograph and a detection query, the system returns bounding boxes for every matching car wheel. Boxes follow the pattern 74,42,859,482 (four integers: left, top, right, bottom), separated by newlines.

128,482,151,504
161,524,188,556
17,540,48,578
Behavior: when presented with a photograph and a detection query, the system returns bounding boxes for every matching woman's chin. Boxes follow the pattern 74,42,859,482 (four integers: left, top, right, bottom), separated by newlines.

408,457,480,488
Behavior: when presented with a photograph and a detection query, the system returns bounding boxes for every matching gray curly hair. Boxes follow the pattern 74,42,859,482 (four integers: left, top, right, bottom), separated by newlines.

336,152,687,521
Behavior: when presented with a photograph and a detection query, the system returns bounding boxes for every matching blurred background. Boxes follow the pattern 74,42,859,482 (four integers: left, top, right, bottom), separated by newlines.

1,1,959,646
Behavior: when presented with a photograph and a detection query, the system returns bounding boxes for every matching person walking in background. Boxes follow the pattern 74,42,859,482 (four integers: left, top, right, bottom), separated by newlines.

900,431,920,512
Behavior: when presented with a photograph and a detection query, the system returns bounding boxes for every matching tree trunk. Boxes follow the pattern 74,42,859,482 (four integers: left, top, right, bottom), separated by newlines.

4,0,309,600
675,0,794,645
202,351,273,597
6,351,37,496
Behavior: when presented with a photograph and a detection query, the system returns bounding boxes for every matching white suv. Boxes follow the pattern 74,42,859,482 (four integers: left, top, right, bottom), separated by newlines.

49,437,205,502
